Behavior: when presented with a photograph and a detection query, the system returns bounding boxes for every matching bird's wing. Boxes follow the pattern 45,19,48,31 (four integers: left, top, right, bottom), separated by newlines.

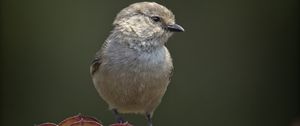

90,52,102,75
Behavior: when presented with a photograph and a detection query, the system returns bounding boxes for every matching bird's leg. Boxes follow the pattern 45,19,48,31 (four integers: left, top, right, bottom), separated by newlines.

112,109,125,123
146,113,153,126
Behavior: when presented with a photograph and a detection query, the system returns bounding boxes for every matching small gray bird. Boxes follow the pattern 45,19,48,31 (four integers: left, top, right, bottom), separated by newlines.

90,2,184,126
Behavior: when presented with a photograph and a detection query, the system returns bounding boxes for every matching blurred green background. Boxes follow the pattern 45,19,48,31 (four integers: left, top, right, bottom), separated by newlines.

1,0,299,126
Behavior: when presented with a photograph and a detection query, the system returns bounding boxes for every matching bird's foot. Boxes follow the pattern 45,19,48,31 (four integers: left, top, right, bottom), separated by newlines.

146,113,153,126
116,116,125,123
147,122,153,126
112,109,127,124
110,122,133,126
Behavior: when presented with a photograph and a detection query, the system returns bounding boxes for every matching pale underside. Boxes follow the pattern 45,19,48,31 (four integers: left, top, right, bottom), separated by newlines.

91,44,173,114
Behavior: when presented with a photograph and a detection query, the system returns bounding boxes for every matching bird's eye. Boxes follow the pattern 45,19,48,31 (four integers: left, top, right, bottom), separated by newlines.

151,16,161,22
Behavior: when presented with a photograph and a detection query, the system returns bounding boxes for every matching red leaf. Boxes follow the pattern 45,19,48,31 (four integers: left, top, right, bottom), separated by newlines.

36,122,58,126
58,114,101,126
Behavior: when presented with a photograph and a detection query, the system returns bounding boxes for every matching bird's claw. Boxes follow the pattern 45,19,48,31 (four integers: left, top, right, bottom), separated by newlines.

110,122,133,126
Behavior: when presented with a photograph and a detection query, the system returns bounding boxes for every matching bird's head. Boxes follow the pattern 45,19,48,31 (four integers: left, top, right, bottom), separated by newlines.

112,2,184,43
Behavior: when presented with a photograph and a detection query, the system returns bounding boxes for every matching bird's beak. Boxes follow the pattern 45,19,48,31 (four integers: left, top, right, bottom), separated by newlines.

167,24,185,32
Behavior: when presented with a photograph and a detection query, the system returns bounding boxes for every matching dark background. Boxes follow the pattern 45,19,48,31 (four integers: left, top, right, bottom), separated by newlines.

1,0,299,126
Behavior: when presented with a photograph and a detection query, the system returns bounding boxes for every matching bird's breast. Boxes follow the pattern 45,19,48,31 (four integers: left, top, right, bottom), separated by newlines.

103,45,172,77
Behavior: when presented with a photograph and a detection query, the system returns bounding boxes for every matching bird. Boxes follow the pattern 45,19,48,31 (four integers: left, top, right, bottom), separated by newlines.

90,2,184,126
